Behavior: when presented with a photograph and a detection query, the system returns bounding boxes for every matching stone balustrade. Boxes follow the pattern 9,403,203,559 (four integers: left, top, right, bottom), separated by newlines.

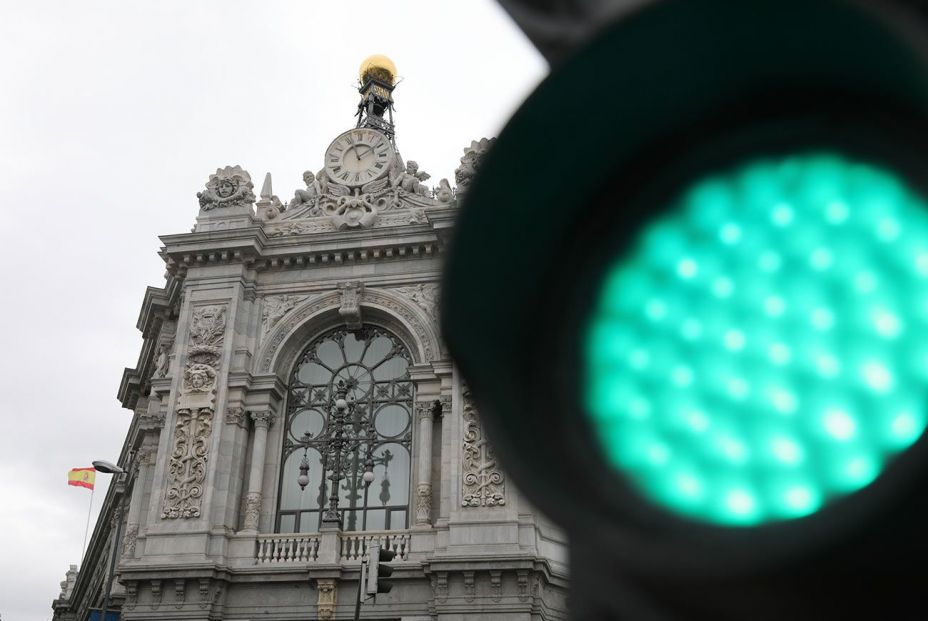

339,530,410,562
256,534,321,564
254,530,410,564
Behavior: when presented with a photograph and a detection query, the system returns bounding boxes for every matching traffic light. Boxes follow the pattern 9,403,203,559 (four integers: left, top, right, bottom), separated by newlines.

365,544,395,597
442,0,928,619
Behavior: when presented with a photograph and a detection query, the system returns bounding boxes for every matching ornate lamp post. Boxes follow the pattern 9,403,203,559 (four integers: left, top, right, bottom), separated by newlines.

296,379,376,526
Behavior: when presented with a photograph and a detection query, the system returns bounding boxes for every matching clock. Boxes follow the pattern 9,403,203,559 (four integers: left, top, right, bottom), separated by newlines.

324,128,395,187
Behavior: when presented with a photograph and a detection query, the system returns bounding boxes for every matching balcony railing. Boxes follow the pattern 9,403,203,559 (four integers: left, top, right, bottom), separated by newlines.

256,533,321,564
255,530,410,565
340,530,410,562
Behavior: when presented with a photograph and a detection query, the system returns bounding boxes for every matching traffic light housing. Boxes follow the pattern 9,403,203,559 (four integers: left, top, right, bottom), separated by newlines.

365,544,395,597
442,0,928,618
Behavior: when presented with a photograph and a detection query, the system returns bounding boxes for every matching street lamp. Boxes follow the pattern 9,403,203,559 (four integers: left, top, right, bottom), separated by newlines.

294,379,378,528
93,458,129,620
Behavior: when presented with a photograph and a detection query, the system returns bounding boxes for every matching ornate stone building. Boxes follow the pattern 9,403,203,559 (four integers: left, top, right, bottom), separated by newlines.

52,56,568,621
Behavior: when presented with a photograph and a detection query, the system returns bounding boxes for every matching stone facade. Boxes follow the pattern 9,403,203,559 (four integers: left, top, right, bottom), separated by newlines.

51,72,567,621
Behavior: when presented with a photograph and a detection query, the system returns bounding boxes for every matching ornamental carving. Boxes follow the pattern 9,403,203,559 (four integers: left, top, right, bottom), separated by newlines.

454,137,496,196
261,294,307,338
267,154,442,236
394,283,440,325
162,407,213,519
123,524,139,558
196,165,255,211
462,388,505,507
154,334,175,379
224,406,246,428
316,579,336,621
416,482,432,524
183,363,216,393
339,281,364,329
180,305,226,408
243,491,261,531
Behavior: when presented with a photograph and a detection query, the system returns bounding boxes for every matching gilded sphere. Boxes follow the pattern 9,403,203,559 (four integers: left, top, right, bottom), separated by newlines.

359,54,397,85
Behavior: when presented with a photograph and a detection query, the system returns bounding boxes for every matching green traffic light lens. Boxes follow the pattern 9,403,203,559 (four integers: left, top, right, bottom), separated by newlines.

584,151,928,526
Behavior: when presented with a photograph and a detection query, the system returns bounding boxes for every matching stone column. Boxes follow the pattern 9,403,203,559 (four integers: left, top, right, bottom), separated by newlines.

415,400,438,527
123,435,157,559
242,410,274,531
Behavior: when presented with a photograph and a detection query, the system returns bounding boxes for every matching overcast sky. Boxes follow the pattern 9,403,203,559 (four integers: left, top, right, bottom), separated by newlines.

0,2,546,619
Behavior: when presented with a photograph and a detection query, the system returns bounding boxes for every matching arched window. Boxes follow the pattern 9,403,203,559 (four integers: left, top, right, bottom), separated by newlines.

276,326,413,533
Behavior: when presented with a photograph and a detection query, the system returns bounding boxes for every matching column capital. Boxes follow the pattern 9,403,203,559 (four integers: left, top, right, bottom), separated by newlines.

415,399,440,422
250,410,276,429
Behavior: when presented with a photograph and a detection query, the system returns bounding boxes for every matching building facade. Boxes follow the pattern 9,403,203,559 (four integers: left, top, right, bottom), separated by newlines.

52,57,569,621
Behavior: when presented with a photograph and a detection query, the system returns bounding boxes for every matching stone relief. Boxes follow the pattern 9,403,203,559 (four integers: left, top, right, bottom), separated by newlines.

196,165,256,211
123,524,139,559
224,405,246,428
267,152,445,236
316,579,336,621
183,363,216,393
153,336,175,379
179,305,226,409
174,578,186,609
161,407,213,519
462,388,505,507
243,491,262,531
150,579,163,610
394,283,440,324
257,288,441,373
416,482,432,525
454,137,496,196
338,281,364,329
261,294,308,338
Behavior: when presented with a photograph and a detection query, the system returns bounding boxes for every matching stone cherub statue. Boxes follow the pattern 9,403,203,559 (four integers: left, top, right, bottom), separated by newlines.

290,170,326,207
391,160,431,197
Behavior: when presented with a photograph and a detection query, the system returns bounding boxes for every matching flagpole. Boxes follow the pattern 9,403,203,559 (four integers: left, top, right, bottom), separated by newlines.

80,484,95,567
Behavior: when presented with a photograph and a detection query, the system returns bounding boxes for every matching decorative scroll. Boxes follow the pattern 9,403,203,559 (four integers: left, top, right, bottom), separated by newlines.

462,389,505,507
161,407,213,519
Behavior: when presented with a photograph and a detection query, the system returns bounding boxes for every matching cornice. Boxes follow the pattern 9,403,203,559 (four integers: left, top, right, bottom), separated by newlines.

159,208,457,278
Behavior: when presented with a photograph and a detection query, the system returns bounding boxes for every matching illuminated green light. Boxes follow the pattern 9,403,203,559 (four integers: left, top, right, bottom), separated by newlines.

584,152,928,526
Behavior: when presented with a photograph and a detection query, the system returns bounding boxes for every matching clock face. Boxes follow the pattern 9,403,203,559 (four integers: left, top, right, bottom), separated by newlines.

324,129,394,187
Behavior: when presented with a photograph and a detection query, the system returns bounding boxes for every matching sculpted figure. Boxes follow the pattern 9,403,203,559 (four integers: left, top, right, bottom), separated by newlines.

436,178,454,203
291,170,324,207
392,160,431,196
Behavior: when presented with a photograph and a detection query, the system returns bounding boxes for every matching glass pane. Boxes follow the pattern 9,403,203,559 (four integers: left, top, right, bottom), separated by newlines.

316,339,344,368
335,365,373,400
338,445,368,510
374,404,410,437
289,409,326,442
343,510,360,532
363,336,393,366
372,443,410,506
278,514,296,533
298,512,318,533
297,361,331,385
372,355,409,381
388,509,407,530
365,509,386,531
343,332,365,363
280,449,324,511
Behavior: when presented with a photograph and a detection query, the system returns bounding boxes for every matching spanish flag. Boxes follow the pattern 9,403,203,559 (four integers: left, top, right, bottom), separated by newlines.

68,467,95,490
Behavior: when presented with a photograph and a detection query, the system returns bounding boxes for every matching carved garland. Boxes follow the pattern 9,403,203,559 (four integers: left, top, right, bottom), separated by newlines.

162,408,213,519
462,389,506,507
162,304,227,519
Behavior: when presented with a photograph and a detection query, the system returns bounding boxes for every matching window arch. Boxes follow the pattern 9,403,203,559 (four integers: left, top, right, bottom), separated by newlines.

276,326,414,533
